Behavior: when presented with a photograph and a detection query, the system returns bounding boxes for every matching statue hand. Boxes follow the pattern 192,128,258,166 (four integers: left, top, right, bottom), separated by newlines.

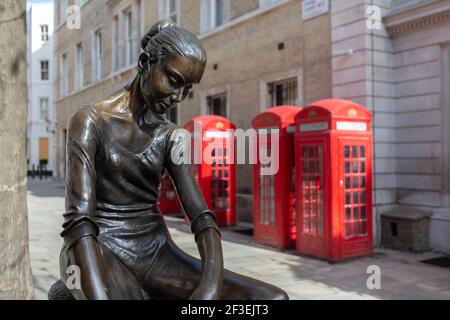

189,281,221,300
190,228,224,300
68,236,110,300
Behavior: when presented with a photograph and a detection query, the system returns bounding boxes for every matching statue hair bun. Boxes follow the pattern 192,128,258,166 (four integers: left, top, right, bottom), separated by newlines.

141,19,176,50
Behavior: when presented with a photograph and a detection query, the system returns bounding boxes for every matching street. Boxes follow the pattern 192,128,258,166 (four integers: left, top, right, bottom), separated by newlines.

28,179,450,300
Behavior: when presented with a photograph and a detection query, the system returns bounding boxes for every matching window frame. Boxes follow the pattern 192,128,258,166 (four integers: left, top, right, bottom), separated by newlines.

60,53,68,96
259,0,280,8
207,93,228,118
40,24,49,43
124,7,134,67
112,15,120,71
40,60,49,81
166,107,179,125
75,42,84,90
201,0,230,33
92,28,103,82
158,0,180,25
200,84,231,119
39,97,49,120
59,0,68,25
267,77,299,108
259,68,304,113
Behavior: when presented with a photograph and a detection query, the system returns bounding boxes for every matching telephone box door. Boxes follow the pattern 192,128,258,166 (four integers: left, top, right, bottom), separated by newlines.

254,131,278,242
338,138,373,257
297,138,328,257
208,142,235,226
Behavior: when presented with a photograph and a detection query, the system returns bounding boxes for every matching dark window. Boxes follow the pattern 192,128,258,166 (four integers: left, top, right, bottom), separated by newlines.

268,77,298,107
207,93,227,117
166,108,178,124
40,60,49,81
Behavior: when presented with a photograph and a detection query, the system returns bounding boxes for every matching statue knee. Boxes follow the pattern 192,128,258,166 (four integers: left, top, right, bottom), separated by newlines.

273,289,289,300
267,287,289,300
253,284,289,300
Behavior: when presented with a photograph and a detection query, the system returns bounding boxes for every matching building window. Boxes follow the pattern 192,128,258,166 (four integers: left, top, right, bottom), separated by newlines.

93,29,103,81
112,15,120,71
39,137,49,166
40,60,49,81
59,0,68,24
267,77,298,108
166,108,178,124
207,93,227,117
75,43,84,90
124,8,134,67
159,0,179,24
40,25,49,43
61,129,68,178
201,0,229,32
39,97,49,120
136,0,142,46
259,0,280,7
60,53,68,96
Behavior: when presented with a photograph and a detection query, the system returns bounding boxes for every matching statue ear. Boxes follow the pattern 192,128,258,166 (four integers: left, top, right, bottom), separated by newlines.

138,51,151,73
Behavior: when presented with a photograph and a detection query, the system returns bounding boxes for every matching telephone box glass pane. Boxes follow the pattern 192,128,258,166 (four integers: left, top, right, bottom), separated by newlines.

352,161,358,173
353,192,359,204
353,177,358,189
345,146,350,158
346,177,351,189
360,146,365,158
345,162,350,174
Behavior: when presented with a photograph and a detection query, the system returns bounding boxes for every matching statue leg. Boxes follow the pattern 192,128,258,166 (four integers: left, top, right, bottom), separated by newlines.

142,238,289,300
59,242,145,300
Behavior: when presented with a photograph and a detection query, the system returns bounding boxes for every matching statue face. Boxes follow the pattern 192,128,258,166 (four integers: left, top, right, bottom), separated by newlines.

140,55,206,114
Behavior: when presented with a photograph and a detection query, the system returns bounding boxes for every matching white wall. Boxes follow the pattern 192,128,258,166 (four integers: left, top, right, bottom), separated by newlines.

389,12,450,253
331,0,450,252
331,0,396,246
27,2,55,174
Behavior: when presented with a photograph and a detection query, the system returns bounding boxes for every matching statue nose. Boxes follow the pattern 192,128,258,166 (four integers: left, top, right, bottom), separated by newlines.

171,87,190,104
171,89,183,103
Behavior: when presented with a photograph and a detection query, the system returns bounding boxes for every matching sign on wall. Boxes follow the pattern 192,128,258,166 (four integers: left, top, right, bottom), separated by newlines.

302,0,329,21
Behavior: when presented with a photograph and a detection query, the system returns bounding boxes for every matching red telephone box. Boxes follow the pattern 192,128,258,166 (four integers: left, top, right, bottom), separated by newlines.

252,106,302,249
184,115,236,227
295,99,373,261
158,175,181,215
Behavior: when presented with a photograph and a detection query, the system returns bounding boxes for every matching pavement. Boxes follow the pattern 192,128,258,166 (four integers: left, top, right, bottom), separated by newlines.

27,179,450,300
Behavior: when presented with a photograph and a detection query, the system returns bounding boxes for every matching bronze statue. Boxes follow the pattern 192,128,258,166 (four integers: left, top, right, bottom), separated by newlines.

50,20,288,300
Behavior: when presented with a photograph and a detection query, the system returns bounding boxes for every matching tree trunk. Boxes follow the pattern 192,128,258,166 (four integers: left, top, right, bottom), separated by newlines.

0,0,34,299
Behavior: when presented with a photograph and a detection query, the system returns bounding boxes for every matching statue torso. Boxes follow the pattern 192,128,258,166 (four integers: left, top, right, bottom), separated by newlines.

86,90,175,212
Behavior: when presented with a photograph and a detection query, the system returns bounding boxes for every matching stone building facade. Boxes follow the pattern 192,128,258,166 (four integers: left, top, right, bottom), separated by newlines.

27,2,56,174
330,0,450,252
53,0,332,217
54,0,450,252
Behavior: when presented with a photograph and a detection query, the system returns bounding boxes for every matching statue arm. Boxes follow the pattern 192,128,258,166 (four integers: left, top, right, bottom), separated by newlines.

61,105,109,300
165,129,224,300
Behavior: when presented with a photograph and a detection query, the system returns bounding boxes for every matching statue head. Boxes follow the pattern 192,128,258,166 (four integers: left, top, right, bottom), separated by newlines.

137,20,207,114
